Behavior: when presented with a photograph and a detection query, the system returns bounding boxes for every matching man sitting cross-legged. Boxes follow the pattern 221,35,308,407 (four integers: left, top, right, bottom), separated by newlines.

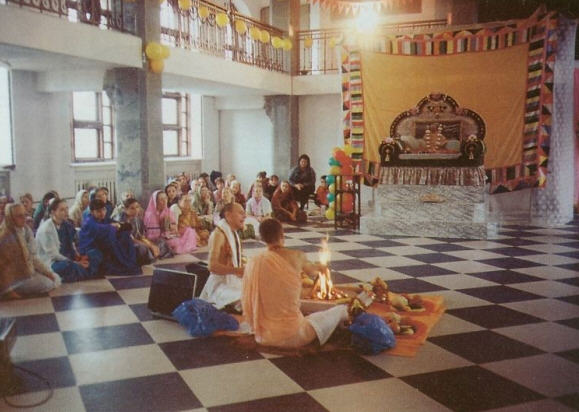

242,218,350,348
199,202,246,310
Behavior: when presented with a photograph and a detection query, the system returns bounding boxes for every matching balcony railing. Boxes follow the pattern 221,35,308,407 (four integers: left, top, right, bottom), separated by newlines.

298,19,448,75
2,0,136,33
161,0,289,73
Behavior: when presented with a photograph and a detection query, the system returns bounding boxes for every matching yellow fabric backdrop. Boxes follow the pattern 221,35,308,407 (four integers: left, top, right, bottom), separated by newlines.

361,44,529,169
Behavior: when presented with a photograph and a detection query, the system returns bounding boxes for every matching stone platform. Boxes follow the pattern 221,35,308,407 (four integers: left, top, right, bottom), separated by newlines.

361,184,498,239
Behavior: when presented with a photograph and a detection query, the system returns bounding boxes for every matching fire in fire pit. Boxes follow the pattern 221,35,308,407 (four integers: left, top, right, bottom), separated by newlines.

310,237,347,301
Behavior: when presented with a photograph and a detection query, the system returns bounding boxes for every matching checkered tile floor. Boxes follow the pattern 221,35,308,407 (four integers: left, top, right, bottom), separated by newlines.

2,217,579,412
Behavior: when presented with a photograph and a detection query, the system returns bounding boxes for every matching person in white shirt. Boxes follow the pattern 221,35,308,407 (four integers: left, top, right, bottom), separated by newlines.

244,185,271,238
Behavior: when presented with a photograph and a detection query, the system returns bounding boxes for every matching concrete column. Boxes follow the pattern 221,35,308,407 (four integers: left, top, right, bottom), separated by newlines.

104,0,164,203
265,95,299,180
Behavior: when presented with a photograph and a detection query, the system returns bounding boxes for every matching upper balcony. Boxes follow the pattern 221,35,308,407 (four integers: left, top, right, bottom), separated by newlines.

0,0,448,95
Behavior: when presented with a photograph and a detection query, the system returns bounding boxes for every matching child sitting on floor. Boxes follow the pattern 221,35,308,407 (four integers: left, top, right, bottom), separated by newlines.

315,175,329,208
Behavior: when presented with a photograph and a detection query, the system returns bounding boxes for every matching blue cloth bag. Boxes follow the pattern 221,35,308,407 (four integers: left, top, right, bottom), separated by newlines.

349,313,396,355
172,298,239,337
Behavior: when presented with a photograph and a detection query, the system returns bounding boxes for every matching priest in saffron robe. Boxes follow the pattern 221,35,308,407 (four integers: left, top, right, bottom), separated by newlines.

242,218,349,348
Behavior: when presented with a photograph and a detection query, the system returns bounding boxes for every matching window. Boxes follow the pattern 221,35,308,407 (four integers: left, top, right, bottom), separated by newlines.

72,91,114,162
162,92,190,157
0,66,13,166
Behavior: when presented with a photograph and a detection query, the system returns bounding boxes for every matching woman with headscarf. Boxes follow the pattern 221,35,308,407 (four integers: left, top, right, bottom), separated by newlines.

111,190,135,222
145,190,196,254
0,203,61,299
33,190,59,230
19,193,35,230
69,189,89,228
272,180,306,223
289,154,316,210
36,198,102,282
170,193,205,249
82,187,114,222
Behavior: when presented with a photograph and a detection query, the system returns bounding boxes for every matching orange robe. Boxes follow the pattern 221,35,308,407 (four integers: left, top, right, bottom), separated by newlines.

242,250,313,348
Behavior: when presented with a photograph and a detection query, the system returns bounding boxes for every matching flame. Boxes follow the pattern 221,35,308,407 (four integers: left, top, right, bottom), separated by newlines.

311,237,346,300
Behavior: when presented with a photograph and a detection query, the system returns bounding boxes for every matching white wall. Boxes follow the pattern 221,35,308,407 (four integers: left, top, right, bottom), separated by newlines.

298,94,342,180
10,71,76,201
218,100,274,192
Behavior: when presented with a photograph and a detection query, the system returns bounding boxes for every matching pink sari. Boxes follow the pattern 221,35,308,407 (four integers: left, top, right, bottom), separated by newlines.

144,191,197,254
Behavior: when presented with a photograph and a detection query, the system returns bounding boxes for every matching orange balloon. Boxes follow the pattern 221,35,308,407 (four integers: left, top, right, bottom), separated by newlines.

341,192,354,213
150,59,164,74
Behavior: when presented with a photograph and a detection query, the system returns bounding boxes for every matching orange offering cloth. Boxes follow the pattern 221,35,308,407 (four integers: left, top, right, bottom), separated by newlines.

368,295,446,357
241,250,313,348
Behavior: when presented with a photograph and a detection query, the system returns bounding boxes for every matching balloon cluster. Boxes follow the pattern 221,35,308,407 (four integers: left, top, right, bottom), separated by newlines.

145,42,170,74
325,145,355,220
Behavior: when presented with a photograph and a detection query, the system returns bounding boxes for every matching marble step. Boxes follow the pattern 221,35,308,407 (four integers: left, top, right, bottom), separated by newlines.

375,200,487,223
375,185,486,203
360,214,498,239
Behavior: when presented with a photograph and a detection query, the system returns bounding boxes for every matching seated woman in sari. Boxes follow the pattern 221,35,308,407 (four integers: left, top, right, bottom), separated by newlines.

165,182,180,208
78,199,140,276
213,186,234,226
193,187,214,232
19,193,35,230
272,181,306,223
1,203,61,299
69,189,89,228
242,218,348,348
145,190,196,254
36,199,102,282
245,184,272,238
33,190,58,230
120,198,172,264
170,194,206,248
230,180,246,210
0,195,8,227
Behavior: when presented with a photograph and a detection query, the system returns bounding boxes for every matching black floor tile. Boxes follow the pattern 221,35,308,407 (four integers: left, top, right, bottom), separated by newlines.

11,357,76,394
80,373,202,412
389,264,456,277
459,285,543,303
557,277,579,287
51,292,125,311
386,278,447,293
494,238,542,247
429,330,544,363
404,253,464,264
557,263,579,272
107,275,152,290
556,393,579,411
402,366,543,412
341,249,393,258
62,323,154,354
419,243,470,252
13,313,60,336
304,236,346,244
478,257,540,269
159,335,263,370
447,305,544,329
357,239,406,248
469,270,542,284
556,317,579,330
556,295,579,306
489,247,542,257
330,271,360,284
208,392,328,412
328,259,379,271
129,303,155,322
270,350,389,391
555,348,579,364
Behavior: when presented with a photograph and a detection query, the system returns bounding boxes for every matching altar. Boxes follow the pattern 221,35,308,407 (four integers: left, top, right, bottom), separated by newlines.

360,93,497,239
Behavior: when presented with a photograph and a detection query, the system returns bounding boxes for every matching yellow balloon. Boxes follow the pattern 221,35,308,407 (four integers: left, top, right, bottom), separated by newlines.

304,37,313,48
161,45,170,59
249,26,261,40
329,37,336,48
260,30,271,43
150,59,164,74
329,166,342,175
235,20,247,34
178,0,192,10
271,36,283,49
282,38,293,51
198,6,209,19
145,42,163,60
343,144,354,156
328,183,336,193
325,208,335,220
215,13,229,28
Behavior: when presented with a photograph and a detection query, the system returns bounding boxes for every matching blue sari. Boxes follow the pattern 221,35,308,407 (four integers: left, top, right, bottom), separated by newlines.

79,215,140,276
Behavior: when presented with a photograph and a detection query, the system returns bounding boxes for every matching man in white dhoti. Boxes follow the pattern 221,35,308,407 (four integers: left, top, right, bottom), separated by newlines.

199,202,246,310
